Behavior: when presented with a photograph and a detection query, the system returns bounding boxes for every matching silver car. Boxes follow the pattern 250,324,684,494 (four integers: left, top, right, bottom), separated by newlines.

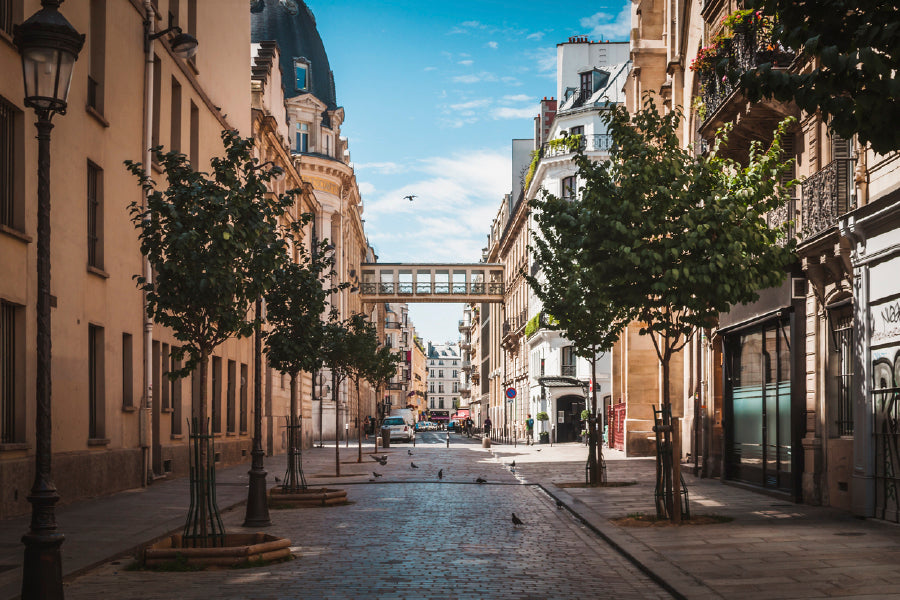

383,416,415,443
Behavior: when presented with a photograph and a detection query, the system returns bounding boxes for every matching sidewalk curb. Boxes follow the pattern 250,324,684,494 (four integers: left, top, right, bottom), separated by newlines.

536,484,724,600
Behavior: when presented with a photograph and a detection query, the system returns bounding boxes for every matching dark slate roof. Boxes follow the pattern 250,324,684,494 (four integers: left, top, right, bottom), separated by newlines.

250,0,337,110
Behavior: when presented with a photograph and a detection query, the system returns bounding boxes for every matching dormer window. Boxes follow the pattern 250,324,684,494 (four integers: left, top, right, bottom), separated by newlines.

293,57,310,92
295,122,309,153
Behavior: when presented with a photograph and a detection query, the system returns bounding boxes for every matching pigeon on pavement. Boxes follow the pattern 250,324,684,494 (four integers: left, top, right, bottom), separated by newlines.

536,449,542,452
373,472,383,477
411,462,419,469
512,513,523,526
408,449,413,456
274,476,281,482
475,477,487,484
556,499,564,509
510,460,516,467
438,469,443,480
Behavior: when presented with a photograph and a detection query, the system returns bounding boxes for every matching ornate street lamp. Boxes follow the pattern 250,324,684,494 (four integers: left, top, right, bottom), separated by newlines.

12,1,84,599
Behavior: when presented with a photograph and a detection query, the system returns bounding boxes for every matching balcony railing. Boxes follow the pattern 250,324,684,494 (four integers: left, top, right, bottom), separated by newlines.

699,29,796,124
360,282,503,296
801,159,854,239
560,365,576,377
386,382,406,391
767,197,797,245
384,320,402,330
541,134,612,159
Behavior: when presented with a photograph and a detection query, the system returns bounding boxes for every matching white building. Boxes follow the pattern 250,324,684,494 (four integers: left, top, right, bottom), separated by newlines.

526,37,630,443
426,342,461,426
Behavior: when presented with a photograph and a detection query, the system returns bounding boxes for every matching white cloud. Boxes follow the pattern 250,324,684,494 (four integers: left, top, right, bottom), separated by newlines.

449,98,491,111
526,47,557,73
492,106,535,120
487,41,498,49
452,72,497,84
424,66,437,72
355,161,404,174
500,76,522,86
502,94,533,103
527,31,545,41
580,4,632,42
458,59,474,66
357,181,376,196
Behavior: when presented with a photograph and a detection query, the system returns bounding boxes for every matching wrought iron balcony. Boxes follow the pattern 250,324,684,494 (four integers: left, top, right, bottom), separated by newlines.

386,382,406,391
801,159,854,239
699,29,796,126
767,197,797,245
560,365,576,377
384,320,402,330
541,134,613,159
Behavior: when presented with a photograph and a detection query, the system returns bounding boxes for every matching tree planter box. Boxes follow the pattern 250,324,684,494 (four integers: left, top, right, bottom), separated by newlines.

268,486,348,507
144,533,291,568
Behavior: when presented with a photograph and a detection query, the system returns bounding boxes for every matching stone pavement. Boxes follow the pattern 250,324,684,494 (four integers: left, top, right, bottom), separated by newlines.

2,433,900,598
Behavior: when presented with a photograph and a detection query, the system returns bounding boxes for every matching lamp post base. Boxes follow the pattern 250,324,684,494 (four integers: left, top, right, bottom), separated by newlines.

243,448,271,528
21,530,64,600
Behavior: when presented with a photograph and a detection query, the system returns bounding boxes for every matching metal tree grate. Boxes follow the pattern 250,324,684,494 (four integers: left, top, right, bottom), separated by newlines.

183,417,225,547
282,415,308,492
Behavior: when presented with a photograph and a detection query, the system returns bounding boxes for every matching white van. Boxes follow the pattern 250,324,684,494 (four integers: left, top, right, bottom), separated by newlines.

389,408,417,428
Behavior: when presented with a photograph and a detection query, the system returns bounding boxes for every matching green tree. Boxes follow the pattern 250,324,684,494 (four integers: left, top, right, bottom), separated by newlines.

527,185,632,484
568,96,796,519
264,222,342,489
738,0,900,154
321,313,355,476
125,130,295,544
364,345,402,438
340,313,381,463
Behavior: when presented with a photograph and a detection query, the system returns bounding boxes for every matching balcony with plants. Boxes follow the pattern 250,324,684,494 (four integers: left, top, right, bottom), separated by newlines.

693,9,797,147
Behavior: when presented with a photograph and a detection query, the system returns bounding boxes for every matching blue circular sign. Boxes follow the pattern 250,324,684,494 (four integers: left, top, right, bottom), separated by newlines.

506,387,516,399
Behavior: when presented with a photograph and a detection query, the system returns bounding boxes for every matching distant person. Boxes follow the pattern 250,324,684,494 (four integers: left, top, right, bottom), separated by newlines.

525,414,534,445
363,416,371,440
483,417,492,439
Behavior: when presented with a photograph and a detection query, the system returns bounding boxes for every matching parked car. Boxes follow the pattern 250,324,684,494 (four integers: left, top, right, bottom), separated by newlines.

383,416,415,442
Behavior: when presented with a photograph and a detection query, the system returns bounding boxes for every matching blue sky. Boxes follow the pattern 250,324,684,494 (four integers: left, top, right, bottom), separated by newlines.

308,0,631,344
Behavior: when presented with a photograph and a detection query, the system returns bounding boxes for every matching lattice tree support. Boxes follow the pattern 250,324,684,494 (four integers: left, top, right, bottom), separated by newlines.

183,418,225,547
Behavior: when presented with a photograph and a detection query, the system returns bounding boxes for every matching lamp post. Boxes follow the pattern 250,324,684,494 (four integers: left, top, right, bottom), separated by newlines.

242,296,271,527
13,2,83,598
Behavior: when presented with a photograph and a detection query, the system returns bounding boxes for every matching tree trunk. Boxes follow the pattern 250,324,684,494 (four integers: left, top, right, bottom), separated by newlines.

590,351,606,483
333,369,340,477
197,348,209,540
661,354,678,522
356,377,362,463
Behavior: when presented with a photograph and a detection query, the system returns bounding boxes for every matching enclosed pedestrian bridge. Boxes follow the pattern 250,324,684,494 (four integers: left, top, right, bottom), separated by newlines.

358,263,505,303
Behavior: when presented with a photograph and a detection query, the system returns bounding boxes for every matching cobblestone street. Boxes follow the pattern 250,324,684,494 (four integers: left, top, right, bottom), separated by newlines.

62,440,670,600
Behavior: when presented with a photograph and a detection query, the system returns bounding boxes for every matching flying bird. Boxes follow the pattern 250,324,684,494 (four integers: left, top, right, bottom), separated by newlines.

411,462,419,469
512,513,523,527
403,194,417,202
475,477,487,484
373,472,383,477
438,469,443,480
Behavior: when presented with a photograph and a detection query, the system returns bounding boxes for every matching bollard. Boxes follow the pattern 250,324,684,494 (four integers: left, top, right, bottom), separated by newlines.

380,427,391,449
446,431,450,448
482,437,491,449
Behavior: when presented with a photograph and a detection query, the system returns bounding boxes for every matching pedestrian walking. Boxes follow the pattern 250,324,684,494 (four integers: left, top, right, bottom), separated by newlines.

525,413,534,445
484,416,492,439
363,416,371,440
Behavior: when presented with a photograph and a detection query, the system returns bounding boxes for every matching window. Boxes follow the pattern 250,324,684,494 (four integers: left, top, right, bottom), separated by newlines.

88,325,105,439
87,0,106,115
151,56,161,148
831,312,854,436
1,1,22,37
561,346,576,377
87,161,103,269
240,363,248,432
439,399,444,409
171,349,183,435
562,175,576,200
0,96,23,231
438,383,444,393
438,370,444,378
160,343,170,410
121,333,133,409
430,399,435,408
294,59,309,91
452,370,457,378
170,78,182,152
429,382,434,393
1,300,24,443
295,122,309,153
212,356,222,433
227,360,236,433
580,72,592,98
189,101,199,169
452,382,458,393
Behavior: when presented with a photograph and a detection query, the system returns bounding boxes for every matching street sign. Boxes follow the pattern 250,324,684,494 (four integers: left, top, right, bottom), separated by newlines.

506,387,516,399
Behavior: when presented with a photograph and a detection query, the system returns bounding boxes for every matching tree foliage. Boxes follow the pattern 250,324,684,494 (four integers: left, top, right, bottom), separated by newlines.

740,0,900,154
579,96,796,371
126,130,295,377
